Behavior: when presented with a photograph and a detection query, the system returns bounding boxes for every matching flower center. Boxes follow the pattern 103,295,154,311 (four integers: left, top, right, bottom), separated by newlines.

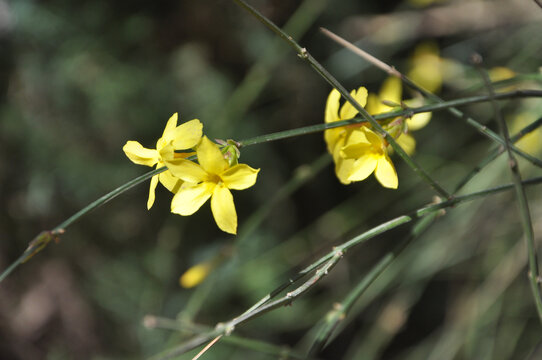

209,173,222,185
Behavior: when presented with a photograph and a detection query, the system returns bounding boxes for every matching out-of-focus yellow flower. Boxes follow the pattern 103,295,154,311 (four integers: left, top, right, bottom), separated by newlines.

509,111,542,155
324,87,369,184
167,136,259,234
123,113,203,209
407,42,443,94
489,67,516,82
180,261,213,288
403,97,432,131
341,127,398,189
488,66,517,92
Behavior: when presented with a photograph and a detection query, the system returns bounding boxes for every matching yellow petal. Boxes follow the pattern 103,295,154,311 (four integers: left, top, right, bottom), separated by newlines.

408,112,431,131
166,159,208,183
221,164,260,190
510,112,542,155
344,128,370,147
361,127,384,148
408,43,442,93
123,141,159,167
375,155,398,189
324,128,345,154
396,133,416,156
211,185,237,234
340,87,368,120
161,113,179,144
335,157,355,185
173,119,203,149
341,142,373,159
159,170,183,193
147,174,159,210
339,90,357,120
197,136,228,175
325,88,341,123
158,142,175,162
489,66,515,82
171,182,214,216
180,262,213,288
348,154,378,182
379,77,402,106
366,93,385,115
404,98,432,131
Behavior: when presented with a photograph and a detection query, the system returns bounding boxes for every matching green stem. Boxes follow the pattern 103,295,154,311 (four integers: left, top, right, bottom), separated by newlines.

232,0,451,199
307,213,437,355
0,167,165,282
453,117,542,193
0,252,27,283
54,167,165,231
239,90,542,150
154,251,343,360
477,65,542,323
219,0,327,128
146,316,308,360
460,73,542,94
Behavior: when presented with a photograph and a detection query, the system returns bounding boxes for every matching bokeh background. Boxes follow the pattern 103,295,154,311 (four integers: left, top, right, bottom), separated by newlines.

1,0,542,359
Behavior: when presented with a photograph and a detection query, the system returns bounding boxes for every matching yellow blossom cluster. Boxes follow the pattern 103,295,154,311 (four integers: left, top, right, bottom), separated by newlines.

123,113,259,234
324,77,432,189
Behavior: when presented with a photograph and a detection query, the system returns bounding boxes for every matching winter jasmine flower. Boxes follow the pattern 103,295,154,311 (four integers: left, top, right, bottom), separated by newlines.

123,113,203,209
167,136,259,234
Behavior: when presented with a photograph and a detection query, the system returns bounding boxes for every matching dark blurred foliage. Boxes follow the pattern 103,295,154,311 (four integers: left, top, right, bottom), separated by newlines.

1,0,542,359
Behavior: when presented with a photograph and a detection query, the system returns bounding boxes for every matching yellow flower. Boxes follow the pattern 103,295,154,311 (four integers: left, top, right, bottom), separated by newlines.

180,261,213,288
489,66,517,92
123,113,203,209
324,87,368,184
407,42,443,94
509,111,542,155
489,66,516,82
341,127,398,189
167,136,259,234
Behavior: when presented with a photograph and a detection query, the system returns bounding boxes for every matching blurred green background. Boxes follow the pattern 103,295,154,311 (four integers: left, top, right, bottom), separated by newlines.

1,0,542,359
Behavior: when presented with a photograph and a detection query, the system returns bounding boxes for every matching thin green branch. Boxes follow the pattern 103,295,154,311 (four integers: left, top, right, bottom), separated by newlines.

476,64,542,322
307,214,437,356
460,73,542,94
233,0,451,199
54,167,165,231
320,28,542,169
239,90,542,152
153,251,343,360
151,175,542,358
454,117,542,193
145,316,308,360
220,0,327,127
0,167,165,282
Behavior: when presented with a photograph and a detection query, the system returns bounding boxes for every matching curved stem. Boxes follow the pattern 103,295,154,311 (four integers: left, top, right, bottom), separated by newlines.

239,90,542,148
477,65,542,322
